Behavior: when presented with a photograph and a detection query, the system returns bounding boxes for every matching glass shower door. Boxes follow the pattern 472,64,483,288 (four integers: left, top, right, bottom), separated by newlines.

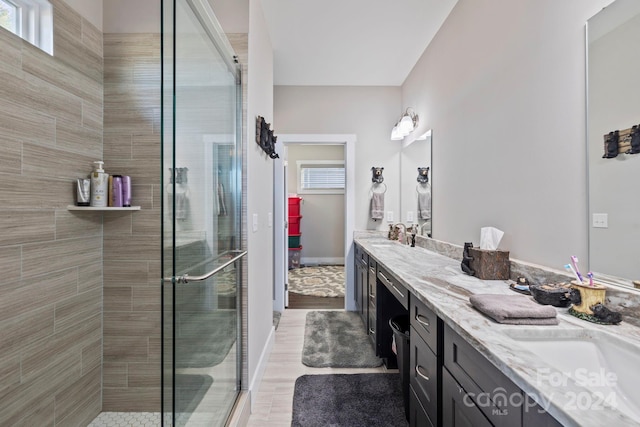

161,0,243,425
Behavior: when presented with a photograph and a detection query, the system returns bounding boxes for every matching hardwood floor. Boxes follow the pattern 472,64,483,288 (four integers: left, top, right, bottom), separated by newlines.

246,309,393,426
287,292,345,309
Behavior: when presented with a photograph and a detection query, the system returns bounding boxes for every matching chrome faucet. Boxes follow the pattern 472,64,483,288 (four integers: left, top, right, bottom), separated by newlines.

416,221,432,238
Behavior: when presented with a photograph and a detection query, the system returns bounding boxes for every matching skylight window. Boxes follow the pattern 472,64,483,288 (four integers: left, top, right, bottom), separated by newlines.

0,0,52,55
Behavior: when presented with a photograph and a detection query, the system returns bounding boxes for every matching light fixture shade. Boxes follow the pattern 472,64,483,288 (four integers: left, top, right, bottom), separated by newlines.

398,114,415,135
390,125,403,140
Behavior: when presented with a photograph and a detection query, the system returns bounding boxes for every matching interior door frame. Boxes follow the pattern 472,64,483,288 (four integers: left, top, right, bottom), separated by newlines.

273,134,357,312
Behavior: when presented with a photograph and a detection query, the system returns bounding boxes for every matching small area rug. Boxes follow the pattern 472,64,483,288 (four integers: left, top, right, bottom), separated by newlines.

292,374,407,427
288,265,345,297
302,311,382,368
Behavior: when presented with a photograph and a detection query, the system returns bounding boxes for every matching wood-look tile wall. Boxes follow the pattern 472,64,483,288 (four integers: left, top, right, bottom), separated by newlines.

0,0,103,425
102,33,161,411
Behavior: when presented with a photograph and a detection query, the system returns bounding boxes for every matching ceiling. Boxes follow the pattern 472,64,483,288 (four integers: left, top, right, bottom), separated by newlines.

259,0,459,86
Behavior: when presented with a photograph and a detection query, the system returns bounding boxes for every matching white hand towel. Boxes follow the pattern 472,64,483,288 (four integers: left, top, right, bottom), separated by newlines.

370,192,384,220
418,187,431,220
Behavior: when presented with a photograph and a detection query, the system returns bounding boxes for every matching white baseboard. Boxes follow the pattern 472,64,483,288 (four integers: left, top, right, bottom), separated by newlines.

248,326,275,413
300,257,344,266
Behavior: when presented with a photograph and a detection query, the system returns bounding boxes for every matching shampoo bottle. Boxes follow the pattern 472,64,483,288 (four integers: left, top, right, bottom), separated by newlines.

90,161,109,207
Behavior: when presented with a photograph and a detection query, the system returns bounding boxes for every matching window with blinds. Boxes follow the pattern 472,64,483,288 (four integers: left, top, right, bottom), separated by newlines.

297,160,345,194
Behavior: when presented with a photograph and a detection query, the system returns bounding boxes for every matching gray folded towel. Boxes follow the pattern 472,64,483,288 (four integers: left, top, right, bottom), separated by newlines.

370,192,384,220
470,294,558,325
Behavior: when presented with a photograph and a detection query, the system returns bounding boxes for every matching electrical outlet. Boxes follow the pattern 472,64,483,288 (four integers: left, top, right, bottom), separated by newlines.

252,214,259,232
406,211,414,223
593,213,608,228
386,211,394,222
268,212,273,227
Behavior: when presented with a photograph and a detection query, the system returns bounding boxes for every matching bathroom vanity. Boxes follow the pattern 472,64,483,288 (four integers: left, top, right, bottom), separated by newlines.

354,232,640,427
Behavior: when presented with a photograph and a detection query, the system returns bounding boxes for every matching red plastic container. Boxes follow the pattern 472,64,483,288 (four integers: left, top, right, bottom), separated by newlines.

288,215,302,235
288,196,303,216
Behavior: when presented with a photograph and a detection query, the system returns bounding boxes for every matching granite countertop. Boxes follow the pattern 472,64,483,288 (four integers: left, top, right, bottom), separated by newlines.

354,232,640,427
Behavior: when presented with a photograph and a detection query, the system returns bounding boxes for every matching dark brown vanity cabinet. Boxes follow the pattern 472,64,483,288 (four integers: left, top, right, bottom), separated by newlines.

409,297,442,427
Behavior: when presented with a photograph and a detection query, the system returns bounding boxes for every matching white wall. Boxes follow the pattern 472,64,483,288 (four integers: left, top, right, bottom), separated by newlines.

274,86,402,231
63,0,103,30
287,144,345,262
401,0,611,269
246,0,275,395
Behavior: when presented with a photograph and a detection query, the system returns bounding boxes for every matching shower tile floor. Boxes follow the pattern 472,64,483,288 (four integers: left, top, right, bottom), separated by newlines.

88,342,237,426
88,412,160,426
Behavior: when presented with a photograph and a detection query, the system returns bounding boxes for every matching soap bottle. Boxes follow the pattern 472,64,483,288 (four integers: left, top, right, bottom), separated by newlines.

90,161,109,207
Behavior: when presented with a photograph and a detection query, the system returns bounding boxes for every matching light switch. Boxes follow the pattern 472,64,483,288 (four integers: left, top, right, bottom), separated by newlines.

268,212,273,227
252,213,258,232
386,211,394,222
593,213,608,228
406,211,414,223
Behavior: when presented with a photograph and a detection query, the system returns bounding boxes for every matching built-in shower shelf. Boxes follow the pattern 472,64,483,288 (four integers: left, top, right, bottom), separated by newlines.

67,205,141,211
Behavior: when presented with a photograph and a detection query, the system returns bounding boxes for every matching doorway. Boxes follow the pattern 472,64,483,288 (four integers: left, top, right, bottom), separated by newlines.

273,134,357,313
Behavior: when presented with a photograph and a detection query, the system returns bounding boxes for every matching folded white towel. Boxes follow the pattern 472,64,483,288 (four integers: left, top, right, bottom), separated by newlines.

418,187,431,220
370,192,384,220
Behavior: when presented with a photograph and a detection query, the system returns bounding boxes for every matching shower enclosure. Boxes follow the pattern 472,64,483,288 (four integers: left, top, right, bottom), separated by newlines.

161,0,244,425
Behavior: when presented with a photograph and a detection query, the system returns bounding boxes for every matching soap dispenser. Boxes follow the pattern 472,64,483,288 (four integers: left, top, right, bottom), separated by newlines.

90,161,109,207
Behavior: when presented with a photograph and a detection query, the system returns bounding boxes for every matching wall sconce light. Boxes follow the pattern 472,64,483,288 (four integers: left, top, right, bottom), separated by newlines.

390,108,419,140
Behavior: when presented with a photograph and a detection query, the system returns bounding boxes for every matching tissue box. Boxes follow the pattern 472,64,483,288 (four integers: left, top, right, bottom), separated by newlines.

468,248,510,280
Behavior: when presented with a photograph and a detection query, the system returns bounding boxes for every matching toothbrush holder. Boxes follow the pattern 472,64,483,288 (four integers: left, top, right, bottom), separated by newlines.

570,281,606,315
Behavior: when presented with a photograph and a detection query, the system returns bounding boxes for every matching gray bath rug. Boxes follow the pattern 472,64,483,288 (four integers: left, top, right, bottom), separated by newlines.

273,311,282,330
175,374,213,425
288,265,345,297
176,309,236,368
292,374,407,427
302,311,382,368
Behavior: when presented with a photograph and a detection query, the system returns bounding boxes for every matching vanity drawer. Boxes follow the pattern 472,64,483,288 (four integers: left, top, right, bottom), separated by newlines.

377,266,408,309
410,385,435,427
410,296,439,355
355,245,368,266
368,308,376,346
410,326,439,425
368,261,377,306
444,323,521,427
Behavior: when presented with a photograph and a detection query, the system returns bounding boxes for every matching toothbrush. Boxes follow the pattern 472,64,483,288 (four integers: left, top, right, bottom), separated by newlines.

565,264,582,285
587,271,594,287
570,256,584,283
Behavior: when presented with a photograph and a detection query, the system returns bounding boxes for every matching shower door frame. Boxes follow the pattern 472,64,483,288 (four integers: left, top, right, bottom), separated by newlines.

160,0,244,424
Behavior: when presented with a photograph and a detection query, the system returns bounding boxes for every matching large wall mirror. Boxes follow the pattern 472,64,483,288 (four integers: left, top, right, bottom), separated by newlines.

400,130,432,236
587,0,640,287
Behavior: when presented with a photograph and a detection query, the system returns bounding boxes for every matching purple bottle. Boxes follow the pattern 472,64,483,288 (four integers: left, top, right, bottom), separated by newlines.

121,176,132,207
112,175,123,207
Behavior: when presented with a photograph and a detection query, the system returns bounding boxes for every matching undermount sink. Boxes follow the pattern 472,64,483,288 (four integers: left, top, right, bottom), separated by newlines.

371,243,394,248
504,328,640,420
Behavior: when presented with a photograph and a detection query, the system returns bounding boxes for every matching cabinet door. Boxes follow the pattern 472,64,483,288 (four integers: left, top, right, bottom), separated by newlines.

523,396,562,427
354,257,363,313
444,324,521,427
443,368,493,427
410,385,434,427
